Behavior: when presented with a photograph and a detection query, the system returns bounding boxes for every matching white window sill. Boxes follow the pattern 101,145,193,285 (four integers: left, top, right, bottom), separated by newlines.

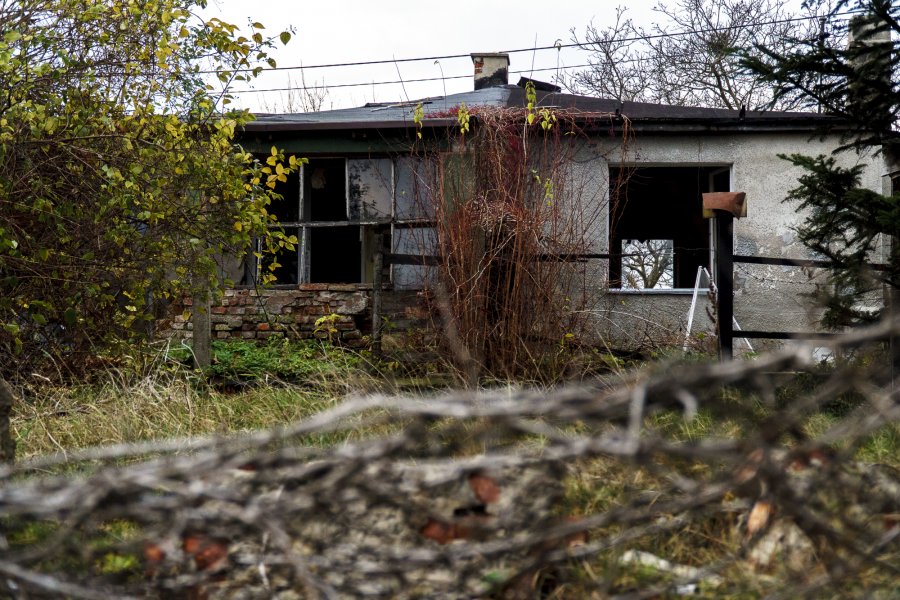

608,288,700,295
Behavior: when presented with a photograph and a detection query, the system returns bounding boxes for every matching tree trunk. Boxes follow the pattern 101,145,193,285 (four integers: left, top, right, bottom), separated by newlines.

0,377,16,463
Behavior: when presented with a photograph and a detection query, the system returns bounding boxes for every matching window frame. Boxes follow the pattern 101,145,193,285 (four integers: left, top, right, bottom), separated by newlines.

608,163,731,293
249,155,437,287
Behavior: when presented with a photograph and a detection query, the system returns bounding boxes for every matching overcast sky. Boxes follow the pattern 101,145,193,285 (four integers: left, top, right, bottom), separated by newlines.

199,0,808,113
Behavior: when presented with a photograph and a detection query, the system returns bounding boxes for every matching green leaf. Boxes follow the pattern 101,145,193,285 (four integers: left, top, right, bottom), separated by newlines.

279,31,291,45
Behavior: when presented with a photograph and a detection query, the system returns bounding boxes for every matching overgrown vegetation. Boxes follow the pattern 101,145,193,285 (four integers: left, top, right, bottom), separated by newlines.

3,329,900,597
422,98,627,381
0,0,297,378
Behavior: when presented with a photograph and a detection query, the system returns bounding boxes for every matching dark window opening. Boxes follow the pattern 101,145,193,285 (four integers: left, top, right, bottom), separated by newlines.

305,159,347,222
267,169,301,223
248,155,442,287
610,166,729,289
262,227,300,284
309,226,361,283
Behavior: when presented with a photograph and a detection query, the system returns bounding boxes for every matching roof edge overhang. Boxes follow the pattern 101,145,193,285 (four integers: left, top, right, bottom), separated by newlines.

242,114,849,136
607,117,850,135
242,118,458,133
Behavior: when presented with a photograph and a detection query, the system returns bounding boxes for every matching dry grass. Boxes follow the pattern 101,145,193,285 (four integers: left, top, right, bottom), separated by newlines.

5,335,900,598
555,399,900,599
12,380,347,460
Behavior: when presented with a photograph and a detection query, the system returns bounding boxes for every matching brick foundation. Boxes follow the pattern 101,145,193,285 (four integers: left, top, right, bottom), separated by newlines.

164,285,428,348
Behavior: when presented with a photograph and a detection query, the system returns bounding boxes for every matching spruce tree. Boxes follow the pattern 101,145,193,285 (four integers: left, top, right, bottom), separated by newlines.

743,0,898,328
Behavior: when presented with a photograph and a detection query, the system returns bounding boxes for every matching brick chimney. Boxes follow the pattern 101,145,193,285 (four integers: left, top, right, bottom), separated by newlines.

471,53,510,90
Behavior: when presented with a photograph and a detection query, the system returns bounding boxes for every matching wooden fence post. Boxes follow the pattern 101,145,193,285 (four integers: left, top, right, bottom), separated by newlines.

0,377,16,463
192,279,211,370
703,192,745,361
372,234,384,356
714,212,734,360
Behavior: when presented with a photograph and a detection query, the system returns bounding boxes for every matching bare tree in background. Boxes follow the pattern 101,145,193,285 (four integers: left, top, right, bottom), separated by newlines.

259,69,332,113
622,239,675,289
569,0,831,110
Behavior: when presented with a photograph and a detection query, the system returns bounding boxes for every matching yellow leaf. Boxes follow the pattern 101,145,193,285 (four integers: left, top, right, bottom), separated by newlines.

233,221,243,232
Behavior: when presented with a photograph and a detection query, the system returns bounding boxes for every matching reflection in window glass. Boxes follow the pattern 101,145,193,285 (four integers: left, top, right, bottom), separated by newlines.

392,227,437,290
347,158,392,221
395,157,436,220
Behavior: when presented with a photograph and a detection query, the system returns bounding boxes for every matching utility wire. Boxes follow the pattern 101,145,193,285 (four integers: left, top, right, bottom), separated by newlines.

195,9,863,76
230,65,576,95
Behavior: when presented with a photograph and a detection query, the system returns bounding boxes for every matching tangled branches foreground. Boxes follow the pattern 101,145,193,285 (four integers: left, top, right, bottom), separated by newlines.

2,324,900,598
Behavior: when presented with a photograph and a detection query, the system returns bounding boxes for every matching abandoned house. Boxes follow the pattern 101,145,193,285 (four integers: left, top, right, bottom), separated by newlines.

170,52,888,353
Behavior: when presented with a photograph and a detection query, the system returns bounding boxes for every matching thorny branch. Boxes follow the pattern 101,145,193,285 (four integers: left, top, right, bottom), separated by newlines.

1,322,900,598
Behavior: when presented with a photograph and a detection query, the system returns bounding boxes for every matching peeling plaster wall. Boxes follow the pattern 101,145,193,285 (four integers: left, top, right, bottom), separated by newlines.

591,291,718,352
585,131,882,349
169,131,881,354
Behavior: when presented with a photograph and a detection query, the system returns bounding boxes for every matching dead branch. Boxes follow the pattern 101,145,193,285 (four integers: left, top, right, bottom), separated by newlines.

1,322,899,597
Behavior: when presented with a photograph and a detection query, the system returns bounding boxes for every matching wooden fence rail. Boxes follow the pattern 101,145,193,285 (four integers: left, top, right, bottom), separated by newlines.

370,221,889,360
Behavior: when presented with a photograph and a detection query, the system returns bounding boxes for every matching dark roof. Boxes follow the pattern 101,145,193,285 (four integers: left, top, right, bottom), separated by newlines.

244,84,839,134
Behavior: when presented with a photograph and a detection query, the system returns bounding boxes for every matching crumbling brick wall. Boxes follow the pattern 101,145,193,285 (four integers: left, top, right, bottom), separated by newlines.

164,285,427,348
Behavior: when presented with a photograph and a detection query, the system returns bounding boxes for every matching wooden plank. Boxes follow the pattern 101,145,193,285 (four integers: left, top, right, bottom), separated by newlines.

734,254,888,271
383,253,441,266
372,236,384,356
736,331,842,340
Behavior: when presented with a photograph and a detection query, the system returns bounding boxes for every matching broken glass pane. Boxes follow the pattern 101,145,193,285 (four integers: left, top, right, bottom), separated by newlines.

347,158,392,221
621,239,674,290
395,157,436,220
392,227,437,290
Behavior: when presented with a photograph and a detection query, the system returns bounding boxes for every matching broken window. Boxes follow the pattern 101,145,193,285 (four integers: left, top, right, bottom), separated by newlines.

609,166,729,289
253,156,436,287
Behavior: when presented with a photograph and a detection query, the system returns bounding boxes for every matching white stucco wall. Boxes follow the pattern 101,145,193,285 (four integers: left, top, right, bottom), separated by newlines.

564,131,883,351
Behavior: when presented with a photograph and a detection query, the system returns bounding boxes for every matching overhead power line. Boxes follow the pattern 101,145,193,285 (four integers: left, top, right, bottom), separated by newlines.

228,8,868,96
197,9,863,76
229,65,586,95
